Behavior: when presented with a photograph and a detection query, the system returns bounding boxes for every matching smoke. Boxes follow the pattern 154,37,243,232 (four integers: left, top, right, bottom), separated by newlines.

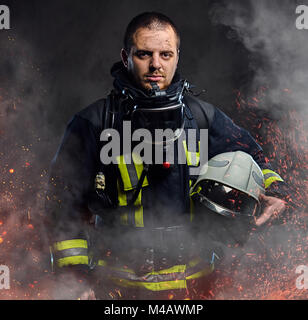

207,0,308,299
0,23,89,299
210,0,308,115
1,0,307,300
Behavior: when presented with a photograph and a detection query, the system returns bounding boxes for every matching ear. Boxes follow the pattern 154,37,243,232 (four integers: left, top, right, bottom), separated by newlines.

121,48,129,68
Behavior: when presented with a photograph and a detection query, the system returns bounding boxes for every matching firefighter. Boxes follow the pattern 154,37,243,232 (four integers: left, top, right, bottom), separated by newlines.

45,12,288,300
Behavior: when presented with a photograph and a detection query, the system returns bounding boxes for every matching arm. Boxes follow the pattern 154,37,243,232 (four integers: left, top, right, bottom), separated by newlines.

45,115,100,297
208,107,290,224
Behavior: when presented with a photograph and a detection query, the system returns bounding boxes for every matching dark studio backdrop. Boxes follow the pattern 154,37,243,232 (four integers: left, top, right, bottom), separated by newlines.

0,0,307,299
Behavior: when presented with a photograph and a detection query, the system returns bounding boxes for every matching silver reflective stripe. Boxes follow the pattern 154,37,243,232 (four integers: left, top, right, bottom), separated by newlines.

53,247,88,260
125,163,139,188
100,266,186,282
263,172,282,180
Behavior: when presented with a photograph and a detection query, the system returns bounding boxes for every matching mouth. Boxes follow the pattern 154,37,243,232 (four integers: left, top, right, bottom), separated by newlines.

145,75,164,82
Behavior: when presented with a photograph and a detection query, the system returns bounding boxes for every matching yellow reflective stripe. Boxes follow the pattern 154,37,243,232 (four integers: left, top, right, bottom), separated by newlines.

117,180,144,227
188,180,195,222
116,155,133,190
53,239,87,252
134,206,144,228
117,173,144,227
97,259,213,291
97,261,186,275
190,185,202,197
183,141,200,166
186,263,214,280
111,278,187,291
192,146,200,166
262,169,281,176
262,169,284,188
117,180,127,206
156,265,185,274
57,255,89,268
133,187,142,206
187,257,203,268
97,260,212,278
97,260,107,267
120,212,129,226
116,154,149,191
116,154,148,227
264,176,284,188
183,141,190,165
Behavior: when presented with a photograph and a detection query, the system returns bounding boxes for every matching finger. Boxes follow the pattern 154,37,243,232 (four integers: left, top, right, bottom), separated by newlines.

255,208,273,226
259,193,275,205
255,199,286,226
259,193,266,201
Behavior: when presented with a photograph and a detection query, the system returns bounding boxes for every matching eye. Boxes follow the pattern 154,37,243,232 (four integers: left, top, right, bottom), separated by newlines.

161,52,173,59
136,51,151,59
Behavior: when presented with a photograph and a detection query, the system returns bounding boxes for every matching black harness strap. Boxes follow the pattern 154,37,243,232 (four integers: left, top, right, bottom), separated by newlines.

183,94,215,130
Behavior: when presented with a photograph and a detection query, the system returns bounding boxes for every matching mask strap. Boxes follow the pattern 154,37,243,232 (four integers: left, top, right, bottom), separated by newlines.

150,82,166,97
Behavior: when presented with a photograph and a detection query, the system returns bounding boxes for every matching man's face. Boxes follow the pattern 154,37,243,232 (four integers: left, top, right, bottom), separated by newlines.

121,25,179,91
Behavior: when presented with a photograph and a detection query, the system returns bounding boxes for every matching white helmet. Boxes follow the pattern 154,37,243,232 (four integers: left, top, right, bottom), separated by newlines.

190,151,265,218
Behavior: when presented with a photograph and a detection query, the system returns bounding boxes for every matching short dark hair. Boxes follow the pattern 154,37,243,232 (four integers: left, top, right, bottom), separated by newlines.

123,12,181,53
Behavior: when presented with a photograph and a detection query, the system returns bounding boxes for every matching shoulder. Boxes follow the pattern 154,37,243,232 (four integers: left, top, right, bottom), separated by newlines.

183,94,216,128
60,98,108,141
75,98,107,129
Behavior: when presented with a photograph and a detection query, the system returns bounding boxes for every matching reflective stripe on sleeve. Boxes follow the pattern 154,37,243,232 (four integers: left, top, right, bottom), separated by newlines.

262,169,284,188
53,239,87,251
57,256,89,268
52,239,88,268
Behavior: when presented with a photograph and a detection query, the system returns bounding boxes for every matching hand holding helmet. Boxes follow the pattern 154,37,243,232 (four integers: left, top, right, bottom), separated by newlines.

191,151,285,225
255,193,286,226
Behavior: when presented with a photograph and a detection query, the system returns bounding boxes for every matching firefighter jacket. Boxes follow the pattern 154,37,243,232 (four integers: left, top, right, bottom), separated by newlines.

45,62,289,292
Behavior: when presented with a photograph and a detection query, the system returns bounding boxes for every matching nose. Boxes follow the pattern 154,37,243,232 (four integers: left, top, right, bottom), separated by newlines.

149,53,162,71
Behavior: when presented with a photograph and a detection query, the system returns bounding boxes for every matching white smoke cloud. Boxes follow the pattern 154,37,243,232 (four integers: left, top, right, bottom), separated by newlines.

210,0,308,119
208,0,308,300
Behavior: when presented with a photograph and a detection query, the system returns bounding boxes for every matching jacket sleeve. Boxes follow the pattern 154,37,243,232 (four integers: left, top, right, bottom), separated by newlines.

208,107,292,201
45,115,100,271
